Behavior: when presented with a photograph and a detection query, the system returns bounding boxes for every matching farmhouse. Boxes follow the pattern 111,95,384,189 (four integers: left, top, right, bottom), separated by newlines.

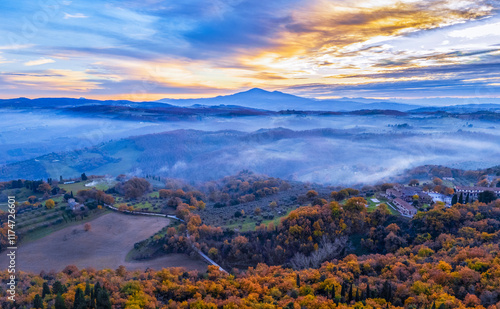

392,198,418,217
67,198,83,211
386,184,431,203
455,186,500,198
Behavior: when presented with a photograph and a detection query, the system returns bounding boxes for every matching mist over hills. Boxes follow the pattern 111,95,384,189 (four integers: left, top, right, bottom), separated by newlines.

2,125,499,185
1,89,499,185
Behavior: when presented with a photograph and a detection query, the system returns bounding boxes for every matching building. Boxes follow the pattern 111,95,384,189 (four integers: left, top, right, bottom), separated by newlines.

67,198,83,211
455,186,500,198
392,198,418,217
386,184,430,203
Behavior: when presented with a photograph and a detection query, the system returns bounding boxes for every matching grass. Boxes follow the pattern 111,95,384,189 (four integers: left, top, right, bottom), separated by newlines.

0,187,42,203
365,195,399,215
224,209,293,232
148,192,159,198
20,209,110,243
133,201,153,211
59,179,116,193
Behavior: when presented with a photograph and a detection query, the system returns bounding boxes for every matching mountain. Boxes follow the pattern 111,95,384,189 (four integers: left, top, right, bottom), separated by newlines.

0,97,173,109
158,88,421,112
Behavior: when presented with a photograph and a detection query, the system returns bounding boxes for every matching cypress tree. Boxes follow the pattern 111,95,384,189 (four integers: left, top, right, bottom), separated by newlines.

458,192,463,204
73,287,85,309
34,294,44,309
96,288,112,309
296,273,300,288
431,302,436,309
55,294,67,309
331,283,336,300
366,281,371,299
84,281,91,296
451,194,457,205
93,282,101,298
465,193,469,204
348,283,353,303
42,282,51,298
355,288,360,302
52,281,64,295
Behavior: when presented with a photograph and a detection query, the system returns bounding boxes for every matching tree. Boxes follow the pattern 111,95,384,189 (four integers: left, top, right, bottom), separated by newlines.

451,194,457,205
53,281,65,294
81,173,88,181
37,182,52,194
458,192,463,204
409,179,419,186
55,294,67,309
73,287,86,309
34,294,44,308
96,288,112,309
478,190,497,203
84,223,91,232
433,177,443,186
208,247,218,259
84,281,91,296
45,199,55,209
343,197,367,213
269,201,277,210
306,190,318,199
118,177,152,199
42,282,51,298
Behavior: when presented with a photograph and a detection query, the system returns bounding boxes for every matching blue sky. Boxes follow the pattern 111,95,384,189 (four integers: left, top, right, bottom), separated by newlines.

0,0,499,101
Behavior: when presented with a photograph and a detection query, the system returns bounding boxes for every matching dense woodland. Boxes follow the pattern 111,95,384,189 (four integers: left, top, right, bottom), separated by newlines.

1,168,500,308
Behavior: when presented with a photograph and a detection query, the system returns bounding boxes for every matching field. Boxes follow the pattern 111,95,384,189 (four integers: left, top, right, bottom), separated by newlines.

0,212,207,273
365,195,400,215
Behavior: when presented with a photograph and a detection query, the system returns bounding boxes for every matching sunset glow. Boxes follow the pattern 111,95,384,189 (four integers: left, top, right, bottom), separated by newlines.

1,0,499,101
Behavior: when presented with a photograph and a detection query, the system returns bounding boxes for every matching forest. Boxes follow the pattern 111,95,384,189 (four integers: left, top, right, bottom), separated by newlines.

0,169,499,308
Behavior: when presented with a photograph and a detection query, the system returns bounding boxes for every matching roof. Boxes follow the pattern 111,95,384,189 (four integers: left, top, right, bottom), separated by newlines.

455,186,500,192
393,198,417,213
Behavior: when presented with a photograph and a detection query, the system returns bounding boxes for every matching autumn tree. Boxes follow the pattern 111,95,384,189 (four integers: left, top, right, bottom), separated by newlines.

45,199,55,209
409,179,419,186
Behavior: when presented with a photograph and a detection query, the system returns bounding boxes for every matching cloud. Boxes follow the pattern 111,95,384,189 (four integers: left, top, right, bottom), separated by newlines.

23,58,56,66
3,69,103,92
63,13,89,19
0,0,499,99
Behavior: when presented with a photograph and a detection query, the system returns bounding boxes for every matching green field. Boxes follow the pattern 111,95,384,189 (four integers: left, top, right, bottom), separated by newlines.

19,208,110,243
365,195,399,215
224,209,293,232
59,179,116,193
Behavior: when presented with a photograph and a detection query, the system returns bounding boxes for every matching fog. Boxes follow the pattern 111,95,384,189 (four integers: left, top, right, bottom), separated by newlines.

0,109,498,184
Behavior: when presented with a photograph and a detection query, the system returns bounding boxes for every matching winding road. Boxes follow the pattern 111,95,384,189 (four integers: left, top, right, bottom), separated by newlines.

104,204,228,273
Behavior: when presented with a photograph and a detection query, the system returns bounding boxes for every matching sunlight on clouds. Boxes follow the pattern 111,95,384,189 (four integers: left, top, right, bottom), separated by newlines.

0,0,498,98
243,0,496,88
23,58,55,66
449,21,500,38
4,70,103,92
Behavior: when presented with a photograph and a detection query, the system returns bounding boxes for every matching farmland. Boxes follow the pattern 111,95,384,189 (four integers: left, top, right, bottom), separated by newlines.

0,212,207,273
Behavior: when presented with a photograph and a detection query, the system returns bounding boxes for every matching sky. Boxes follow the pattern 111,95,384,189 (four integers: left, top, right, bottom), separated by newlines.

0,0,500,101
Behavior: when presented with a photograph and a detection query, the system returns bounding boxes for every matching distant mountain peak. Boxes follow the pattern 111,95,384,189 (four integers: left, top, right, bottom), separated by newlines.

245,87,270,93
